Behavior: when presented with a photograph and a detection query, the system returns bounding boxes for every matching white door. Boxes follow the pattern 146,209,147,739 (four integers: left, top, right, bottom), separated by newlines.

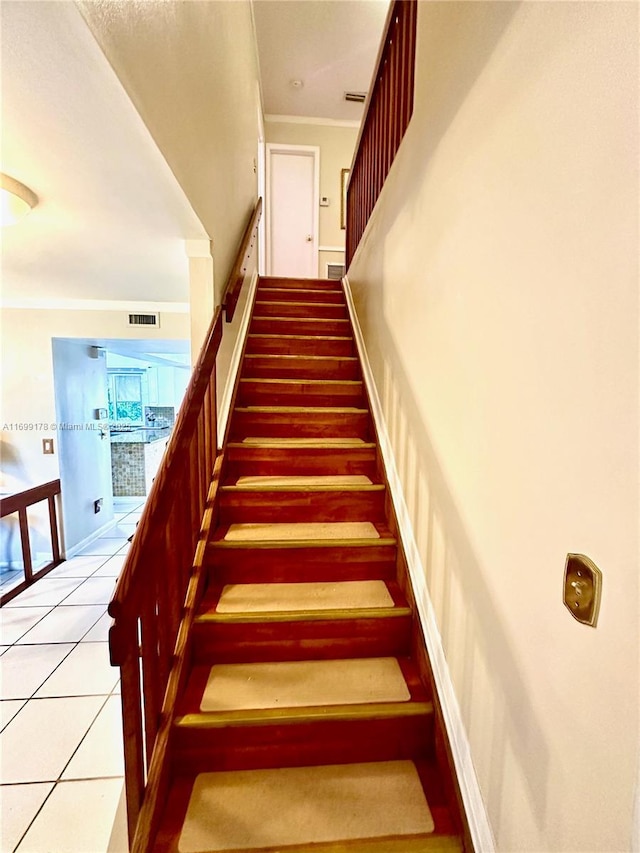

267,144,319,278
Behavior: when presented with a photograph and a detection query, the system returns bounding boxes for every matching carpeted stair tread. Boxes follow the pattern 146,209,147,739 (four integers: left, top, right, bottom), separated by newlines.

232,475,374,486
197,657,410,712
215,580,394,613
222,521,380,542
238,437,373,447
177,760,435,852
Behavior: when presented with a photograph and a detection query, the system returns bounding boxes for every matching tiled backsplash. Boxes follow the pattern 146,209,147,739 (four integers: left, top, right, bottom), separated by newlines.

111,444,146,496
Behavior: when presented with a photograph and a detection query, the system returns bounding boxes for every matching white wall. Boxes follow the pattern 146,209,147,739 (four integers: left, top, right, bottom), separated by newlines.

348,3,639,851
52,338,113,551
265,119,359,276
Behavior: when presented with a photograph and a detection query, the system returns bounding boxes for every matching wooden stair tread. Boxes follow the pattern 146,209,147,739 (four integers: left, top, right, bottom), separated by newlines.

176,702,433,729
233,437,374,447
234,405,367,413
221,481,381,492
248,333,352,341
254,300,346,308
255,292,345,306
240,378,362,386
196,606,411,623
252,316,350,323
244,354,357,362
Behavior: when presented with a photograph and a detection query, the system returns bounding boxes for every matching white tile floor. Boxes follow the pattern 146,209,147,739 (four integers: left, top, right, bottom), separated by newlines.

1,498,143,853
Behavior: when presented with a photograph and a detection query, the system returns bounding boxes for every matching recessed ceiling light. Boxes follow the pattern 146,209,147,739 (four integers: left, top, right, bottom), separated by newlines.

0,173,38,226
290,79,304,89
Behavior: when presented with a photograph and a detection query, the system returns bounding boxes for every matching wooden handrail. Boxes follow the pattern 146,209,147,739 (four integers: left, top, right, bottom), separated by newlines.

346,0,417,266
0,479,62,605
222,197,263,323
108,196,261,846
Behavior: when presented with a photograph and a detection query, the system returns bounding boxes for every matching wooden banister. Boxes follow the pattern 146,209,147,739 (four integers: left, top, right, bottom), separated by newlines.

346,0,417,266
222,197,263,323
0,479,63,605
108,197,261,847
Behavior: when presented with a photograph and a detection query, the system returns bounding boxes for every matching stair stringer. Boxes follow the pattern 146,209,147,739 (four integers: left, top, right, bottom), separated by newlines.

343,274,495,853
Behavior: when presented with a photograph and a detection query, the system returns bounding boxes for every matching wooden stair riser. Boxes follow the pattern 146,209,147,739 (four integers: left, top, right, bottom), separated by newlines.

257,286,345,305
259,276,342,291
251,316,352,337
237,379,365,408
192,614,412,664
206,543,397,584
254,301,348,320
245,335,355,357
242,354,360,380
226,445,377,479
171,714,434,774
230,409,372,440
218,487,386,525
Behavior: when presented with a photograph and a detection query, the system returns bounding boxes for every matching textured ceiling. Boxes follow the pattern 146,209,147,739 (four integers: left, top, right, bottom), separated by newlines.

0,1,207,305
0,1,388,307
253,0,389,121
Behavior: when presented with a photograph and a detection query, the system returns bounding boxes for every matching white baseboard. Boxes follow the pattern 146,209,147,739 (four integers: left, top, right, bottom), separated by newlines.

343,275,495,853
217,270,259,445
63,516,119,559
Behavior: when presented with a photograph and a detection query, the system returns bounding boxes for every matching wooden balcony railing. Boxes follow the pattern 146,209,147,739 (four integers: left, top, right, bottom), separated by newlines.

0,480,63,606
346,0,417,266
223,197,262,322
108,198,261,848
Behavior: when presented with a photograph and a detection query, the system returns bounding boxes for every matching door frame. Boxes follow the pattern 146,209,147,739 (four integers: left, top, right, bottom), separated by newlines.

265,143,320,277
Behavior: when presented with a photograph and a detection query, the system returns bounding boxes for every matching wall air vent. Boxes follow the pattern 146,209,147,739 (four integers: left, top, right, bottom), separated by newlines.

327,263,345,280
344,91,367,104
127,312,160,328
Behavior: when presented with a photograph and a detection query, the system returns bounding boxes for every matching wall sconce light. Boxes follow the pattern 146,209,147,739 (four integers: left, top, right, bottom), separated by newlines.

0,173,38,226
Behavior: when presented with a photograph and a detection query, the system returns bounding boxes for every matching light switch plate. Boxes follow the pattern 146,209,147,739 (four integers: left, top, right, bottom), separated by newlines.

42,438,54,455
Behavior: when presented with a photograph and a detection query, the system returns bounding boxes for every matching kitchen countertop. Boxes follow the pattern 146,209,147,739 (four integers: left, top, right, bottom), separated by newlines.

109,427,172,445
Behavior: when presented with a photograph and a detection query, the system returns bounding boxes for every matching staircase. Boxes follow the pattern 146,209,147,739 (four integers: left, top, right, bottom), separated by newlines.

154,276,464,852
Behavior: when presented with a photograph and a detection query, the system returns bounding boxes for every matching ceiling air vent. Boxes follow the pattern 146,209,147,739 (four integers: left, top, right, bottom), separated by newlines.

127,312,160,328
344,91,367,104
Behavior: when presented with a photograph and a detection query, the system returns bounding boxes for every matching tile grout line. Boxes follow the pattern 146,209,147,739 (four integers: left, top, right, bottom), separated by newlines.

1,498,141,851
